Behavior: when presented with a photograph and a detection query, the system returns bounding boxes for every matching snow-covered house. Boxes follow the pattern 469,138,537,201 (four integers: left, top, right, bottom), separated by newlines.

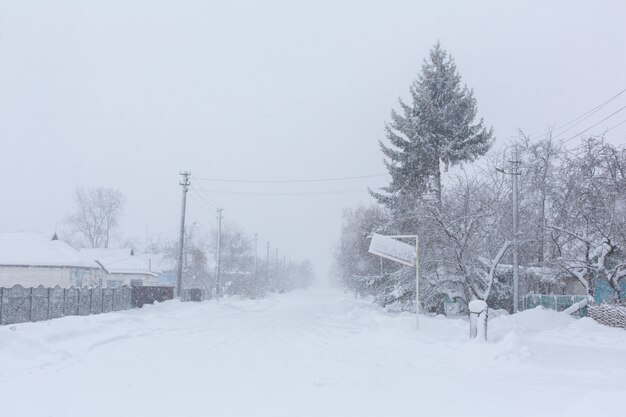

0,232,105,288
79,248,163,287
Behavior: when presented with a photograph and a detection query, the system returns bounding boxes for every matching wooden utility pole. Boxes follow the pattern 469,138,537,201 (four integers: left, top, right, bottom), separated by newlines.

177,171,191,299
266,242,270,290
216,208,223,298
253,233,258,280
511,146,521,313
266,242,270,272
496,147,522,312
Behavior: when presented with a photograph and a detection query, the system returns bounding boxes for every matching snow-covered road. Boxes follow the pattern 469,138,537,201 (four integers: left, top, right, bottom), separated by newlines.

1,288,625,416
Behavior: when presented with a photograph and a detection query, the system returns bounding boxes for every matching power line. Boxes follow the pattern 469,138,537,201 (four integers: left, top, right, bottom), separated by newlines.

605,118,626,134
192,92,625,189
195,188,381,196
188,192,212,211
531,88,625,141
191,184,237,229
188,190,217,213
187,189,238,240
563,105,626,143
189,186,219,211
190,90,625,191
551,99,623,140
191,182,258,237
192,182,223,207
194,173,388,184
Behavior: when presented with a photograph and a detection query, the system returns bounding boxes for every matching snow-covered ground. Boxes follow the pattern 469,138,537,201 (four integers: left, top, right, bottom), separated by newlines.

1,288,624,417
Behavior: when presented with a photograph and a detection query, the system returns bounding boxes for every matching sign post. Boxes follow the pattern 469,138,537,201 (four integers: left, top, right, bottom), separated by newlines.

368,233,420,329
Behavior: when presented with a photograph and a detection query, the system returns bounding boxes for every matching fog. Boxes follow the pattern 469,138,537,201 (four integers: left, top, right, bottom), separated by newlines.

1,0,625,278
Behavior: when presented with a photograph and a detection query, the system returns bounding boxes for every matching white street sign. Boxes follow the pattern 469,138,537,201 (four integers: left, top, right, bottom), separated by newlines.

368,233,416,267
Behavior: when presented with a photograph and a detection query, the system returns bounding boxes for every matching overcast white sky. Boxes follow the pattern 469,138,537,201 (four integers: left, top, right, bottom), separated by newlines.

1,0,625,278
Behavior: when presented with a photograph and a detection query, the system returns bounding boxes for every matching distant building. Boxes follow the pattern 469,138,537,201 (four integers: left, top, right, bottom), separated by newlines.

0,232,104,288
79,248,164,287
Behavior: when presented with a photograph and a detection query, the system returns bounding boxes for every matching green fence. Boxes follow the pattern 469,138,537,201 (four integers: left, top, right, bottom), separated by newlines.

522,294,588,317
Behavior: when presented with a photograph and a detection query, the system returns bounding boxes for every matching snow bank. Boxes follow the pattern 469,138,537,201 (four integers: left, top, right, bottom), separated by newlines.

488,306,577,341
1,292,625,417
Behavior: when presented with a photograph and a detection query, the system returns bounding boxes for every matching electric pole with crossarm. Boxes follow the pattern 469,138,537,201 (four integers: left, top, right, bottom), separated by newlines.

496,146,522,312
177,171,191,299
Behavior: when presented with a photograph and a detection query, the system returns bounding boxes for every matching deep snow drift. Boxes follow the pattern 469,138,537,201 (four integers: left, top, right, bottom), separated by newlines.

1,289,624,417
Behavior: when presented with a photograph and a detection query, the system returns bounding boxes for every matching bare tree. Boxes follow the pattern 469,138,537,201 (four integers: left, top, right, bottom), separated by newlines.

516,132,562,263
209,223,254,296
545,138,626,301
66,187,126,248
423,172,511,302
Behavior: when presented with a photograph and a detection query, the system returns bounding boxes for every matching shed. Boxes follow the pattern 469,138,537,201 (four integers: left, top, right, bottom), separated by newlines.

79,248,162,287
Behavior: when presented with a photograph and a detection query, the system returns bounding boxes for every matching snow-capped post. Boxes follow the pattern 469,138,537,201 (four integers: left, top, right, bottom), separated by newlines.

368,233,420,329
468,300,488,341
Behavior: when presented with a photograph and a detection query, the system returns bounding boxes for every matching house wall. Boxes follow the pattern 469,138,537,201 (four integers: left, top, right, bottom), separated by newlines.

0,266,105,288
594,279,626,303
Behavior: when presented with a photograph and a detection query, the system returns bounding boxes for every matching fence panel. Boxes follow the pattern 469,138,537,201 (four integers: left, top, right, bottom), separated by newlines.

556,295,569,312
121,286,132,310
1,285,31,325
77,287,91,316
91,287,103,314
540,295,556,310
102,288,113,313
525,294,542,310
31,285,49,322
523,294,587,317
65,287,79,316
49,286,65,319
132,286,174,308
112,286,131,311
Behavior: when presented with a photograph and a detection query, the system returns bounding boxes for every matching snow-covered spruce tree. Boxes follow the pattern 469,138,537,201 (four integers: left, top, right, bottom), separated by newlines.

372,42,493,211
366,43,493,311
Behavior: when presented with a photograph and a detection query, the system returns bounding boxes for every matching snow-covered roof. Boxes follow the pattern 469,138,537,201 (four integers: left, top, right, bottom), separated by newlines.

79,248,166,276
0,232,100,268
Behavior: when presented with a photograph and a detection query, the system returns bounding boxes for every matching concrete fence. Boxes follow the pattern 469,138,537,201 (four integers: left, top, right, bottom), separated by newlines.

522,294,588,317
588,303,626,329
0,284,132,325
